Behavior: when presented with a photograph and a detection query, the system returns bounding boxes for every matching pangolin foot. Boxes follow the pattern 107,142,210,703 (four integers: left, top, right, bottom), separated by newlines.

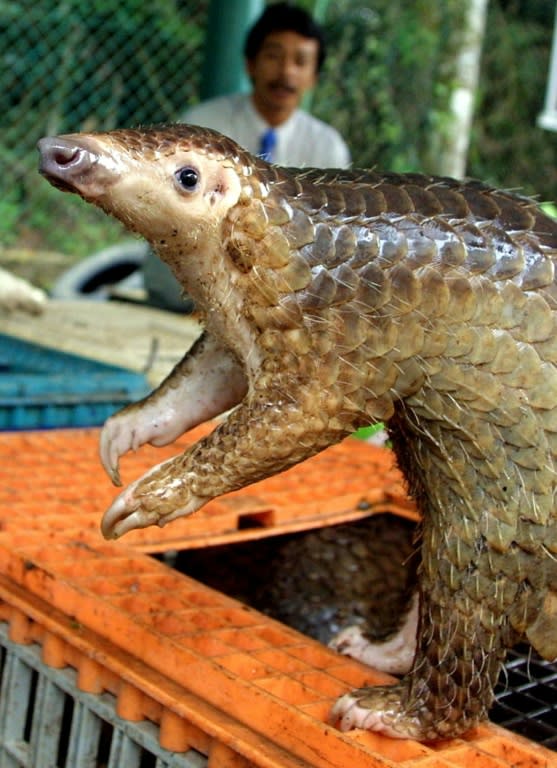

100,457,203,539
330,684,424,740
329,593,418,675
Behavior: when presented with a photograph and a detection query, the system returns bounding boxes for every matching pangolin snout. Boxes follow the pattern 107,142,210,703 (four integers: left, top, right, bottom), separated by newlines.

37,135,116,197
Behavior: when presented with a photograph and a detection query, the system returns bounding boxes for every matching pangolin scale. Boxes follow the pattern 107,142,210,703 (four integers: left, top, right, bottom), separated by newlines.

38,124,557,740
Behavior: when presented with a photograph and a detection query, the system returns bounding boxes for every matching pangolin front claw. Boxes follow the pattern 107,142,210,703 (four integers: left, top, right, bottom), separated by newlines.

99,419,126,486
100,456,205,539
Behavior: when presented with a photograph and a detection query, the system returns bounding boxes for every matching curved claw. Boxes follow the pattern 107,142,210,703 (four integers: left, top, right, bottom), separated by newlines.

99,424,123,486
100,457,205,539
329,594,418,676
101,495,158,539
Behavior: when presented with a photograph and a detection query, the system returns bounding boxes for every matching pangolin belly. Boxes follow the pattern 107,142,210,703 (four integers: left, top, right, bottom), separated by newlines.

37,124,557,740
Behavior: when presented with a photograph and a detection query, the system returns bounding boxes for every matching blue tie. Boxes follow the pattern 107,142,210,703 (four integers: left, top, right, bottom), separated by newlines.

259,128,277,162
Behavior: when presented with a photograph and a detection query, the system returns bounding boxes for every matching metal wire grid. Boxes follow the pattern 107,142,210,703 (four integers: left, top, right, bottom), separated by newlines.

492,645,557,751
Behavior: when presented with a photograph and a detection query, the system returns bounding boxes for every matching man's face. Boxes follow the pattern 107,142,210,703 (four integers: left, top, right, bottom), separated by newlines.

247,30,319,116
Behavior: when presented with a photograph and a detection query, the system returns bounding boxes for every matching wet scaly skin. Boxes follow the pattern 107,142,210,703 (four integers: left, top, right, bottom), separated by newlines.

38,125,557,740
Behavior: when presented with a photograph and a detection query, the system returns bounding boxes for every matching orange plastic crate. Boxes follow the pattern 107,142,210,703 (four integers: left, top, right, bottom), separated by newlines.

0,425,416,551
0,531,555,767
0,428,555,766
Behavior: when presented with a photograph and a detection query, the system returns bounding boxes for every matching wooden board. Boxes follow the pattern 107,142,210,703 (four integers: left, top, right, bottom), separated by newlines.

1,299,202,387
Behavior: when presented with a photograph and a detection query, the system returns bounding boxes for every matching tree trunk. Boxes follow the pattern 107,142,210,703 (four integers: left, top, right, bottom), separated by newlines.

427,0,489,179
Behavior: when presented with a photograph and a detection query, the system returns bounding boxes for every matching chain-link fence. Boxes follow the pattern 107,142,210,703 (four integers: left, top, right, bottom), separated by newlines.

2,0,211,260
2,0,557,273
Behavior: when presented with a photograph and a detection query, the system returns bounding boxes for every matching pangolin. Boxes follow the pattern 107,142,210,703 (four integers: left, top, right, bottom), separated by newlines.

38,124,557,741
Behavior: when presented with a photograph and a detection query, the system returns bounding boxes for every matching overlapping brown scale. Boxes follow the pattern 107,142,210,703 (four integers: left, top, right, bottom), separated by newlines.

238,198,269,239
330,226,358,266
247,265,282,306
333,307,369,353
336,186,369,217
531,208,557,247
299,223,334,267
488,331,521,373
270,253,313,293
296,267,338,311
461,183,504,221
380,264,421,317
532,315,557,362
414,267,450,318
263,193,294,226
444,276,478,321
487,230,526,280
519,252,555,291
255,229,292,269
280,206,315,251
327,263,360,305
354,262,391,310
428,183,471,218
404,232,439,268
349,231,380,268
468,280,504,326
375,183,415,214
493,194,537,232
402,184,445,216
361,186,389,217
248,297,303,330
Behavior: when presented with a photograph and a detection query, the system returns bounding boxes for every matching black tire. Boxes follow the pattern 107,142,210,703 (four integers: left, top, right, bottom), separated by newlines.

50,241,149,300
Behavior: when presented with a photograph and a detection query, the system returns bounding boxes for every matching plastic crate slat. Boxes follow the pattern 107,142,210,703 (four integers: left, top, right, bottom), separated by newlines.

31,676,66,768
0,623,207,768
66,701,103,768
2,545,557,768
107,729,142,767
0,333,149,429
0,431,555,766
0,650,33,745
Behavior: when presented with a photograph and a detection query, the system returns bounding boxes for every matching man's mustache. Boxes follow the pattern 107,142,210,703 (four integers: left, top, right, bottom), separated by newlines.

268,80,297,94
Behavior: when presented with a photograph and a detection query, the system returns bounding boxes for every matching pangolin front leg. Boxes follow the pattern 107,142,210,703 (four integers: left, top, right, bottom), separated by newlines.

101,374,351,538
100,331,247,484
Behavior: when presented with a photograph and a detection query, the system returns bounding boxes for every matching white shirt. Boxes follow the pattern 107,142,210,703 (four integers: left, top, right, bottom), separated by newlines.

182,92,351,169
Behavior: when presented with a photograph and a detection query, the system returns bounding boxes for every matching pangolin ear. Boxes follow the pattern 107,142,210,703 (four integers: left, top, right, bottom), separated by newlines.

205,166,241,208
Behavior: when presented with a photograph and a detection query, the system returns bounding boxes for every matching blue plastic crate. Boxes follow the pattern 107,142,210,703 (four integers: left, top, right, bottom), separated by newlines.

0,334,150,429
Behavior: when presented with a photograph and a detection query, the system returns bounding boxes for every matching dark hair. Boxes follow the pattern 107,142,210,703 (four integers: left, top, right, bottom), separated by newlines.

244,2,326,72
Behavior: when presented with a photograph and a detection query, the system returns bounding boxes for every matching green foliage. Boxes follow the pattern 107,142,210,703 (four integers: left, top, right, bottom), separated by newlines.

312,4,408,171
468,0,557,202
312,1,463,172
24,184,126,257
0,195,20,247
313,0,557,204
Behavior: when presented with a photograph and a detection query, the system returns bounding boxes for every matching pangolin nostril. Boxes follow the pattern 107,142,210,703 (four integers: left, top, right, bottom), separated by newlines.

52,145,81,166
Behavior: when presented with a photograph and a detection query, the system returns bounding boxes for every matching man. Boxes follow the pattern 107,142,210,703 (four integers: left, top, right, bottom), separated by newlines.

184,2,350,167
144,2,350,311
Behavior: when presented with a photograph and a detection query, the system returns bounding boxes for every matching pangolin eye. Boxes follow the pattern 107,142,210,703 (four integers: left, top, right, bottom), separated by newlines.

176,166,199,191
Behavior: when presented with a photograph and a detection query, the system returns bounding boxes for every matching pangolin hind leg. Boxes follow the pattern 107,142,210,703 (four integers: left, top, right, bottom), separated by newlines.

332,379,557,739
